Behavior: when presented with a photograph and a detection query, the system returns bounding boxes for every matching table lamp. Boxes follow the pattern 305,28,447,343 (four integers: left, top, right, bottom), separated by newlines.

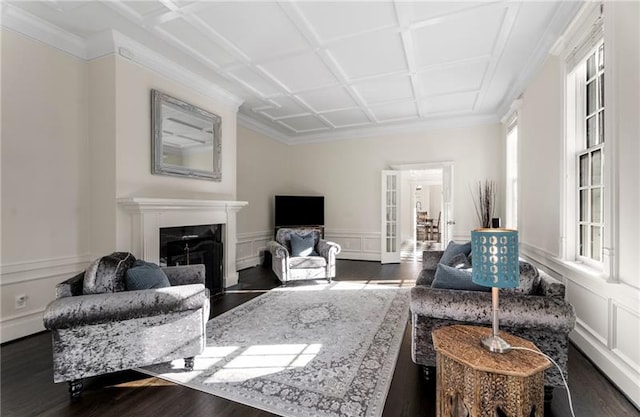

471,228,519,353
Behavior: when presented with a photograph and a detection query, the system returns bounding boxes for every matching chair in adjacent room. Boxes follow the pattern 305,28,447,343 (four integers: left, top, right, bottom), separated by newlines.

431,211,441,242
267,228,341,284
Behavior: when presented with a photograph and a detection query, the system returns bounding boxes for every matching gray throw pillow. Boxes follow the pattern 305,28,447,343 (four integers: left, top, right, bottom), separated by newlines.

439,241,472,266
125,260,171,290
290,234,319,257
431,263,490,292
83,252,136,294
446,253,471,269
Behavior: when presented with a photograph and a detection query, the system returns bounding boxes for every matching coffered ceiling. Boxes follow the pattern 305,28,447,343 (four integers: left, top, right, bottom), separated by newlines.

2,1,582,143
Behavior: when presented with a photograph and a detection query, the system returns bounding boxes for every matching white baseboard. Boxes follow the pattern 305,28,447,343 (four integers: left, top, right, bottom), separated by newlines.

236,231,271,272
237,256,262,271
336,252,381,261
1,255,89,343
1,310,46,344
571,324,640,409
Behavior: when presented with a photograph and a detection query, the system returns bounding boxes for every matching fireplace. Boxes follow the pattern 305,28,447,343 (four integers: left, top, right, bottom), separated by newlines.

118,198,248,288
160,224,223,296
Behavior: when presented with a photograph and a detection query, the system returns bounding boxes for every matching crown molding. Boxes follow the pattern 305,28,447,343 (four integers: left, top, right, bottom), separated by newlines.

550,2,601,57
1,3,86,59
495,1,583,121
1,5,243,111
237,113,294,145
240,111,499,146
110,31,243,110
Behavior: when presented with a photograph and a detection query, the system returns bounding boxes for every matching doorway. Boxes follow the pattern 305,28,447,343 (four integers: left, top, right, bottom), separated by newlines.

381,162,454,264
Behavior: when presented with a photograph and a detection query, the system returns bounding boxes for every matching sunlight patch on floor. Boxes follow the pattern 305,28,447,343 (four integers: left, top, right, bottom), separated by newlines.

202,343,322,383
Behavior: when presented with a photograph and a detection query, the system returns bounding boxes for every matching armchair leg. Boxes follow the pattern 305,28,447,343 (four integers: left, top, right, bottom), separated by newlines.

68,379,83,398
184,357,195,371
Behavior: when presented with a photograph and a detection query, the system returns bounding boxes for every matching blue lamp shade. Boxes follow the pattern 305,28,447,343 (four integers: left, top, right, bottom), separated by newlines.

471,228,519,288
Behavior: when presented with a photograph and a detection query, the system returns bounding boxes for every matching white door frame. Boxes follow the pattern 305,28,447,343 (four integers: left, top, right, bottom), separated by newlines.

388,161,455,246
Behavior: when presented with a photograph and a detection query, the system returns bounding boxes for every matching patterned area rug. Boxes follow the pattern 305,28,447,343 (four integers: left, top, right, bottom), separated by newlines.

139,282,409,417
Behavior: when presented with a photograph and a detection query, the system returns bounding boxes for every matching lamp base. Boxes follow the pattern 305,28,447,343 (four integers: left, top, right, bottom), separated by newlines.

481,335,512,353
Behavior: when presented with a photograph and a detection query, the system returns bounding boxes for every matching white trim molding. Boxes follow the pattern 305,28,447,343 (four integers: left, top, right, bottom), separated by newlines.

1,310,47,344
236,231,272,271
1,254,91,285
118,198,248,287
1,5,243,111
0,3,86,58
0,255,91,343
325,230,381,262
520,241,640,409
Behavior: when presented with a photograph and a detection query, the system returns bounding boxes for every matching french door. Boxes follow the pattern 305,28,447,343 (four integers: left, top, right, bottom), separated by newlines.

381,170,401,263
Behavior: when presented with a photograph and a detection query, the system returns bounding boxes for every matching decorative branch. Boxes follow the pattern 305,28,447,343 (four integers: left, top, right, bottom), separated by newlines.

470,180,496,228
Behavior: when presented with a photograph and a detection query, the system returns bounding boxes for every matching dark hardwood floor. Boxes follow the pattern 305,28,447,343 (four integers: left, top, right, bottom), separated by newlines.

1,260,638,417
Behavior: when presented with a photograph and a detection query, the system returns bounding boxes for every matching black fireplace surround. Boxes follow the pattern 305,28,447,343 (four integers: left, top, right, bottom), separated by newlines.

159,224,223,296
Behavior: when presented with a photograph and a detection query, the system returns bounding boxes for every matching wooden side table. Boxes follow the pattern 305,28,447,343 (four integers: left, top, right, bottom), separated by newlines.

432,325,551,417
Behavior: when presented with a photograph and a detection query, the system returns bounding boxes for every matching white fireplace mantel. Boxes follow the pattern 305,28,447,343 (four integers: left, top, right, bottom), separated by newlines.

118,197,248,287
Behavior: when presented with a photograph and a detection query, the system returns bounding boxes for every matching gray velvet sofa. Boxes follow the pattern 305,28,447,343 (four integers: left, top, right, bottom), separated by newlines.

43,263,210,397
411,250,576,395
267,228,341,283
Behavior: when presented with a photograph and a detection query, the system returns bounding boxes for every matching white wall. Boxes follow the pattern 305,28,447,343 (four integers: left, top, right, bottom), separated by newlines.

1,30,91,341
284,124,502,259
88,56,117,258
519,54,563,255
516,2,640,407
0,31,241,342
113,56,238,252
236,126,291,269
429,185,442,225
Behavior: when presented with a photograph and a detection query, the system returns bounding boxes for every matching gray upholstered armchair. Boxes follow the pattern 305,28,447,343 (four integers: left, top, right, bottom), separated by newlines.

411,250,576,401
267,228,341,283
43,262,209,397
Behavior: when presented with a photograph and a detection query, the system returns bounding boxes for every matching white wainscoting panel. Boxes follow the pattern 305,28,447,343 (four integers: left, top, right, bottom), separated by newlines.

0,255,90,343
236,231,272,271
611,301,640,371
520,242,640,409
566,280,609,345
326,230,381,261
236,230,382,269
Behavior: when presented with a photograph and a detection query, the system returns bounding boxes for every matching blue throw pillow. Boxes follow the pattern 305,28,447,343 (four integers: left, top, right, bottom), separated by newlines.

439,241,472,266
290,234,319,257
125,260,171,290
431,263,490,292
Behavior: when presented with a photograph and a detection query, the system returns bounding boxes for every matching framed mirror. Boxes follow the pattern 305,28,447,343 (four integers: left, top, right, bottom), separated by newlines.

151,89,222,181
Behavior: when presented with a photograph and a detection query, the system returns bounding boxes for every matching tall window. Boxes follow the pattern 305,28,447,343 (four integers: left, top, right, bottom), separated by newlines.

505,124,518,229
567,38,605,265
577,43,605,263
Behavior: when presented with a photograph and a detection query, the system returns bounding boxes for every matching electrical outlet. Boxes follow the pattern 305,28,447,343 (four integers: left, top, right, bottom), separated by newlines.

15,294,27,310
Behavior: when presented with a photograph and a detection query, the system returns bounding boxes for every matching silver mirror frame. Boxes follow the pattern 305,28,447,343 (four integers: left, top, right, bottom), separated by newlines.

151,89,222,181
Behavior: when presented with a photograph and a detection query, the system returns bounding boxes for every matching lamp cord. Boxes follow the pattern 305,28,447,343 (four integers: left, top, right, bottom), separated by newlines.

510,346,577,417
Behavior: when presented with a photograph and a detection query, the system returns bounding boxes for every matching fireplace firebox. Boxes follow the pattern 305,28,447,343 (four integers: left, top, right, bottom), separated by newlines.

159,224,223,296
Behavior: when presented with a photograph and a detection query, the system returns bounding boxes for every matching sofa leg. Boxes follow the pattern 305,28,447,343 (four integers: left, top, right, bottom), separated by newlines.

68,379,83,398
184,357,195,371
544,386,554,405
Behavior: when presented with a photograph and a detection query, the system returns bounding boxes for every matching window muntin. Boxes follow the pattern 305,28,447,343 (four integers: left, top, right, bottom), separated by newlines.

577,43,604,263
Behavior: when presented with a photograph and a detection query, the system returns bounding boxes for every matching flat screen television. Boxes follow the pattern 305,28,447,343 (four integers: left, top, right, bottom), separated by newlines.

275,195,324,227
